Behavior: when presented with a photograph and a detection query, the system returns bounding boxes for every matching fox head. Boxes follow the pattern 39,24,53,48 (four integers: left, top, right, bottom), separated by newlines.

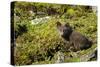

56,21,73,40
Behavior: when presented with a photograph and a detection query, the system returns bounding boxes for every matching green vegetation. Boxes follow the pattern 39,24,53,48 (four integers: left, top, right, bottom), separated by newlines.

11,2,97,65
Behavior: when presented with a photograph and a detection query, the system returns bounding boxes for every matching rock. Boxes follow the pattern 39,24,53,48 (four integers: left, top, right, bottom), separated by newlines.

14,14,20,22
31,16,51,25
80,47,97,61
92,6,97,13
55,51,64,63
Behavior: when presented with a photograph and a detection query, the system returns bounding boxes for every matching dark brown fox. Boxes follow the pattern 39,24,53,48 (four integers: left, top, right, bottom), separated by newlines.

56,21,92,51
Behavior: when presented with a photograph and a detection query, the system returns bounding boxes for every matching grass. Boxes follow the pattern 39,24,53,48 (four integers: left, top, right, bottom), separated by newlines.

15,12,97,65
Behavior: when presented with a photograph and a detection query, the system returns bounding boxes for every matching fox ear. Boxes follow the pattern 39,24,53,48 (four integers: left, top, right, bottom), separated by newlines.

56,21,62,27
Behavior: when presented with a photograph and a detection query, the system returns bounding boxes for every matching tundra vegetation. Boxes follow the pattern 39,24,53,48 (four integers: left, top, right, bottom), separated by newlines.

11,2,97,65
